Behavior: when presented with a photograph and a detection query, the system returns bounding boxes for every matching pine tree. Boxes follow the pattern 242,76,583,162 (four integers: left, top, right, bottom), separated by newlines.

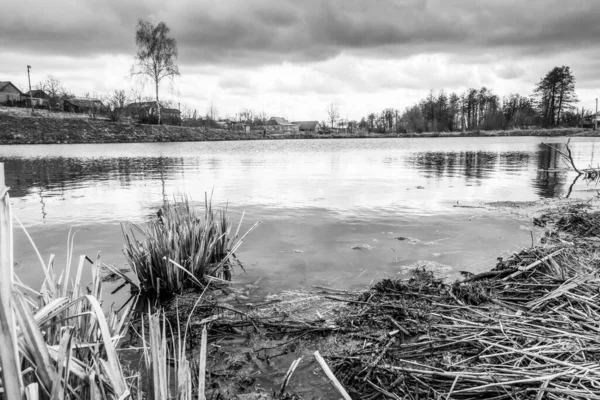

534,66,577,127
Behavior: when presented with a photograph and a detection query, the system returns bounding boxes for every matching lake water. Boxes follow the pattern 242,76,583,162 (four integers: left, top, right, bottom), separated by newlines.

2,136,599,306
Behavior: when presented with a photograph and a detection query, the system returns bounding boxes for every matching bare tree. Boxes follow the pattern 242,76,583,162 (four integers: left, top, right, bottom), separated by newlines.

207,101,218,121
239,108,254,124
113,90,128,109
326,102,339,129
257,110,268,125
132,19,180,125
129,86,144,105
43,75,64,110
107,90,129,122
180,105,196,122
84,92,102,120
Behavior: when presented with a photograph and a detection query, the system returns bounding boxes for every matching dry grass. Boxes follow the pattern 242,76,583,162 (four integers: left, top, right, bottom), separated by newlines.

324,208,600,399
0,105,105,120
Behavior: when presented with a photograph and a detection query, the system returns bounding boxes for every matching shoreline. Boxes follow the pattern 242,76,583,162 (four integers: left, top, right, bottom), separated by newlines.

0,113,597,145
162,197,600,398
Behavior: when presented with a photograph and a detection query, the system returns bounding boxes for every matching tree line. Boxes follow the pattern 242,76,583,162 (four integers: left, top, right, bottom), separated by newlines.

356,66,584,134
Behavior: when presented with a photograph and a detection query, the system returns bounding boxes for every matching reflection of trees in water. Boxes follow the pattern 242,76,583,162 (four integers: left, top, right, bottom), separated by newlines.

533,143,566,198
2,156,185,199
408,146,573,198
408,151,515,182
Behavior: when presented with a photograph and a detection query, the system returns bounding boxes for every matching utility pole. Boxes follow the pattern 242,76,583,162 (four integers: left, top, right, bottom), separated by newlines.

594,97,598,131
26,65,34,115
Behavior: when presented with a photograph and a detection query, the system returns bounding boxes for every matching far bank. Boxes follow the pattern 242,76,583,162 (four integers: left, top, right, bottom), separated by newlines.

0,113,596,145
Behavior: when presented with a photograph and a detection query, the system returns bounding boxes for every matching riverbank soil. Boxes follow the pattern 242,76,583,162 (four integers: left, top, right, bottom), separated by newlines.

162,197,600,399
0,111,596,144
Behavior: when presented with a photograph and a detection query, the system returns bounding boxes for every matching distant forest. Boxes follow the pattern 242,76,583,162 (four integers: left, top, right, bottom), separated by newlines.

356,65,585,134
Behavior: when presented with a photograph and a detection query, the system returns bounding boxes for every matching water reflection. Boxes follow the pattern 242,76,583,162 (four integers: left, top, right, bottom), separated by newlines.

4,156,185,198
1,138,598,225
405,143,584,198
408,151,503,181
3,137,599,310
533,143,565,198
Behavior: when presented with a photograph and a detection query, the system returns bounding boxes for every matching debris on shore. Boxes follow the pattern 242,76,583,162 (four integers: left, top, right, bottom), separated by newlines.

164,199,600,399
325,200,600,399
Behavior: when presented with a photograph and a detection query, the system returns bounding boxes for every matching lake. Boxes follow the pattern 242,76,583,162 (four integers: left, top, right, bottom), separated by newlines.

2,136,599,305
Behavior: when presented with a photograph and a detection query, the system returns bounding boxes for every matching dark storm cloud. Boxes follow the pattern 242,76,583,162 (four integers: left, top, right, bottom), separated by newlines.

3,0,600,65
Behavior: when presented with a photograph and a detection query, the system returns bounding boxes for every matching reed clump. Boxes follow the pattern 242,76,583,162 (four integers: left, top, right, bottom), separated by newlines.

122,197,259,295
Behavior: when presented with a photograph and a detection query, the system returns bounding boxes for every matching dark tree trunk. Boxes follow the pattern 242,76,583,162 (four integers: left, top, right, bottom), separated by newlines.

155,80,161,125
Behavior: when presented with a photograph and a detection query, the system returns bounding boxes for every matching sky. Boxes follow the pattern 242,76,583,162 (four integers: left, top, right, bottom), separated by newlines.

3,0,600,121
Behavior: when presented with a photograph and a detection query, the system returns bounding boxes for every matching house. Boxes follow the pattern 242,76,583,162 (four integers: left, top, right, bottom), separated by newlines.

231,122,250,132
24,89,50,100
0,81,24,104
63,98,104,113
123,101,181,125
264,117,300,133
292,121,321,132
582,113,600,128
215,119,232,129
23,89,50,108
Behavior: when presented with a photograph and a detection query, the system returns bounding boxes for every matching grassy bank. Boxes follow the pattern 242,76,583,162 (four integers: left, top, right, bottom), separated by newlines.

0,111,596,145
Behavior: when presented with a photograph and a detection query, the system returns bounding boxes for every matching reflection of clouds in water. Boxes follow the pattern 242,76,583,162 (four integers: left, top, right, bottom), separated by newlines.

2,137,599,226
288,257,308,286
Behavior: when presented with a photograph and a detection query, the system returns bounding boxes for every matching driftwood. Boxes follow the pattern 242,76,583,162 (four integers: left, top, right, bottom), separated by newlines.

543,139,600,182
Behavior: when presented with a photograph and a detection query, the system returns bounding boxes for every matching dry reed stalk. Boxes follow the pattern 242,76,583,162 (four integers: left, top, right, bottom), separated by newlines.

279,357,303,395
501,248,564,281
314,351,352,400
0,162,22,400
198,326,207,400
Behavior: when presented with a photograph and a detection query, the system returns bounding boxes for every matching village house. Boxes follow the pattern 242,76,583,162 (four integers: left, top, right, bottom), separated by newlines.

264,117,300,133
215,119,232,129
582,113,600,128
292,120,321,133
122,101,181,125
231,122,251,132
0,81,24,105
23,89,50,108
63,98,104,113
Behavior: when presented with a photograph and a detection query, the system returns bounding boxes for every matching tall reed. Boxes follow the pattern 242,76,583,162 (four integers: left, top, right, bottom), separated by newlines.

0,167,205,399
122,196,260,295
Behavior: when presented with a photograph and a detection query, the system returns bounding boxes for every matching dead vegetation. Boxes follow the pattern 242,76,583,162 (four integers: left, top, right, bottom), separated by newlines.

84,196,600,399
320,204,600,399
542,139,600,193
131,200,600,399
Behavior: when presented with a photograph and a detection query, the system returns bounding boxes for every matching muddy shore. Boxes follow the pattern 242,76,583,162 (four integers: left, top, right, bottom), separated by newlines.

156,197,600,399
0,113,596,145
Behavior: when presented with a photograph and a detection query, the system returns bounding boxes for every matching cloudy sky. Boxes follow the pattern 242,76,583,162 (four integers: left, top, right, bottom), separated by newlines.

3,0,600,121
